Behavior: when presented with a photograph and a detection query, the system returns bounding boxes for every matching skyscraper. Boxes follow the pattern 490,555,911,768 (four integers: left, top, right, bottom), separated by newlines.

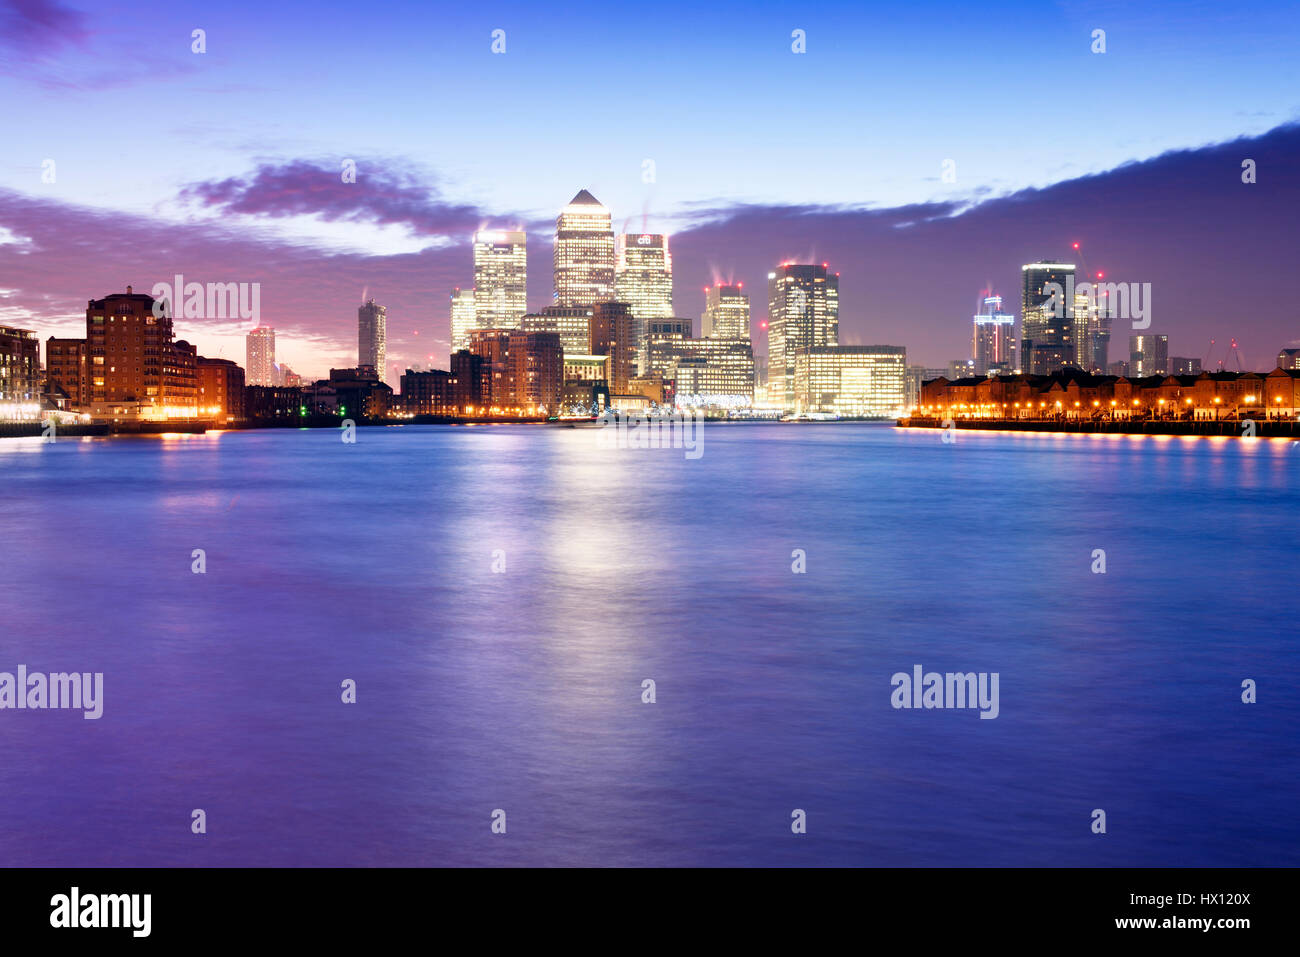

615,233,673,368
971,295,1015,374
1130,334,1170,377
246,327,276,386
767,263,839,409
473,230,527,329
521,305,592,355
703,283,751,340
358,299,387,382
450,288,476,354
554,189,615,308
1020,261,1075,375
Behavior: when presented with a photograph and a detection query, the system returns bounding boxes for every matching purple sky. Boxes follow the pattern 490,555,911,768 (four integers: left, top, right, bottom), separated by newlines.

2,122,1296,376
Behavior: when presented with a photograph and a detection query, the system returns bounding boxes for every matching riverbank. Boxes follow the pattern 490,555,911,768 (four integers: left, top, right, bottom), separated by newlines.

897,415,1300,437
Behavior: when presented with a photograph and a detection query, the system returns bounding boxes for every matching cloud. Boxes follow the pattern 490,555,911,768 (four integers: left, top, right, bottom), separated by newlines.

0,0,89,53
181,160,486,238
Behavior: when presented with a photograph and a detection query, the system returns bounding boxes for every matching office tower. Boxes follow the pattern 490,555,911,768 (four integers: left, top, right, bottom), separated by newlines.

767,263,840,409
589,302,635,394
1171,357,1203,375
473,230,527,329
643,318,695,378
358,299,387,383
85,286,196,420
45,337,88,410
245,327,276,386
554,190,615,307
521,305,593,355
793,346,907,417
450,288,476,354
703,283,751,340
1277,347,1300,370
662,338,756,409
971,296,1016,375
0,326,40,417
1020,261,1075,375
1130,334,1169,377
615,233,673,369
196,357,245,423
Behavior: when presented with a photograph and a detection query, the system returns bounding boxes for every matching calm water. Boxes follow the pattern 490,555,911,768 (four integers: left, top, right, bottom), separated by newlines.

0,423,1296,867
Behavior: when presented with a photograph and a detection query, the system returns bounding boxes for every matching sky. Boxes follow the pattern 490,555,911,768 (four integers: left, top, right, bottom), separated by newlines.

1,0,1298,378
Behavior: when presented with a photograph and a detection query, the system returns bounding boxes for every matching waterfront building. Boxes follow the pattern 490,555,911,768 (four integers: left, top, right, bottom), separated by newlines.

0,326,41,419
1130,334,1170,377
45,337,88,411
972,296,1016,375
521,305,593,356
702,283,750,341
196,356,245,423
615,233,673,368
86,287,197,421
793,345,906,417
589,302,635,395
449,288,476,354
1020,261,1076,375
767,263,839,409
245,327,276,386
554,190,615,308
358,299,387,383
473,230,527,329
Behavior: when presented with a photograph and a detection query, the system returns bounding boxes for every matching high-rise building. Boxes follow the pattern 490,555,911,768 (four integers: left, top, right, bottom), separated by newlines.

473,230,527,329
1130,334,1169,377
521,305,592,355
1171,356,1203,375
450,288,476,354
245,327,276,386
643,318,694,378
589,302,635,394
86,286,197,420
554,190,615,308
971,295,1015,374
793,346,907,417
465,329,562,412
703,283,751,340
615,233,673,369
1277,347,1300,370
767,263,840,409
0,326,40,418
358,299,387,383
45,337,88,410
1020,261,1075,375
662,338,756,409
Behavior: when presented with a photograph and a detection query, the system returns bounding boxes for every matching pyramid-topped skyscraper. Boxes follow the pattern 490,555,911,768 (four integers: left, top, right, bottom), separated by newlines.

554,189,615,308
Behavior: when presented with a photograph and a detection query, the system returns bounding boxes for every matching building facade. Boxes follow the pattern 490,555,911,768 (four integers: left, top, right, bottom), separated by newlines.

615,233,673,368
767,263,840,409
1020,261,1076,375
473,230,527,329
793,345,906,416
245,327,276,386
1130,334,1170,377
45,337,88,410
358,299,387,383
197,356,246,424
971,295,1016,374
703,283,751,341
521,305,592,356
0,326,41,418
589,301,635,395
449,287,476,355
554,190,615,307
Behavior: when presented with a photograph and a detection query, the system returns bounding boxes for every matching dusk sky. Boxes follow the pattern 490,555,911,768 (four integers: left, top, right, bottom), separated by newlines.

2,0,1297,377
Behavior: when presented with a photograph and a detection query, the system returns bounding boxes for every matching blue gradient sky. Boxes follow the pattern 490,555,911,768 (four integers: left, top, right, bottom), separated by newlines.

2,0,1298,375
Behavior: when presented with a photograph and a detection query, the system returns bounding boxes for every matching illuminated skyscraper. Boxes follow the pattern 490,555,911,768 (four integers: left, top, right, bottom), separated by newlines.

703,283,750,340
1130,334,1169,377
794,346,906,417
1020,261,1075,375
521,305,592,355
473,229,527,329
450,287,476,354
589,302,635,394
615,233,672,368
971,296,1015,374
245,326,276,386
358,299,387,382
554,190,615,307
766,263,839,409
